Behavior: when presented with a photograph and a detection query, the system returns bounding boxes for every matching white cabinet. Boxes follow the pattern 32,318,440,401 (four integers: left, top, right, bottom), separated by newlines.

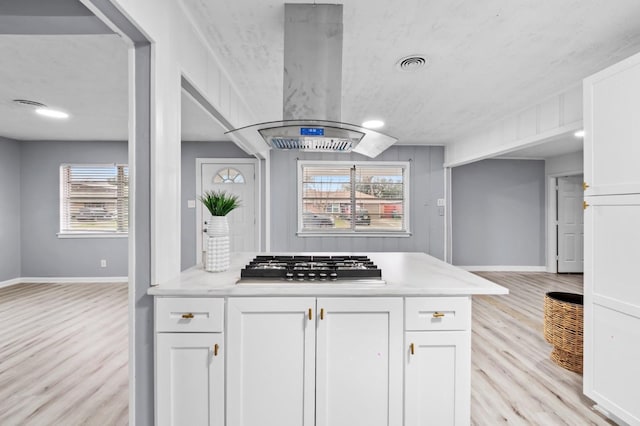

405,332,470,426
226,297,316,426
404,297,471,426
226,297,403,426
583,50,640,426
155,298,225,426
156,333,225,426
315,298,403,426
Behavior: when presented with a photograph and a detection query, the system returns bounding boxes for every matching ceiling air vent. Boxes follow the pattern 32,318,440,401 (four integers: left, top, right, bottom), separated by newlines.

396,55,427,72
13,99,47,108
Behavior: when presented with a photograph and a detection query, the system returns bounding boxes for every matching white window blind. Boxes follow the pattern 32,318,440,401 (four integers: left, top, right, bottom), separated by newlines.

299,161,409,234
60,164,129,234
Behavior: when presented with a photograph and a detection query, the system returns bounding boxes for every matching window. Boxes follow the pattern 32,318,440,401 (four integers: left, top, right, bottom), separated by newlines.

298,161,410,234
213,167,245,183
60,164,129,235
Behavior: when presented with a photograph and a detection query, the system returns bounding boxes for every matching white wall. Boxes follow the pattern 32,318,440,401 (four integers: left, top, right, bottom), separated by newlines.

0,137,21,282
545,150,583,176
445,85,583,167
111,0,257,285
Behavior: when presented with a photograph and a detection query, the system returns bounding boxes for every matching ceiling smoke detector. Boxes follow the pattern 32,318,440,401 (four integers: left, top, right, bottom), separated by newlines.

13,99,47,108
396,55,428,72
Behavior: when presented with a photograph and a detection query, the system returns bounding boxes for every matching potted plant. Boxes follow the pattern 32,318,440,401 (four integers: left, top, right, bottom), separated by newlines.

199,190,241,272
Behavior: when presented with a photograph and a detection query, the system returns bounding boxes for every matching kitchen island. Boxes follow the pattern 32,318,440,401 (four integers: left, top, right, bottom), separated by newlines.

149,252,507,426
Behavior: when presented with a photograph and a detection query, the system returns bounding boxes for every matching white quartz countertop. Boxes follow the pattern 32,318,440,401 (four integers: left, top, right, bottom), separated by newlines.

148,252,508,297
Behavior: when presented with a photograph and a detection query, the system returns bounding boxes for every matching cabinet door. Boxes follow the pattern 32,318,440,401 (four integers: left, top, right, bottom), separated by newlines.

584,195,640,425
226,297,316,426
315,298,403,426
405,331,471,426
584,51,640,196
156,333,224,426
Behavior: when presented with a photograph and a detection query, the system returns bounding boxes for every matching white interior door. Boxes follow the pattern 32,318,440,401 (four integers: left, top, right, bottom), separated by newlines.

198,160,257,261
557,175,584,273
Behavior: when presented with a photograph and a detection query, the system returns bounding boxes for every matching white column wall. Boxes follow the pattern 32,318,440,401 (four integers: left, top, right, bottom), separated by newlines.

445,85,583,167
112,0,256,284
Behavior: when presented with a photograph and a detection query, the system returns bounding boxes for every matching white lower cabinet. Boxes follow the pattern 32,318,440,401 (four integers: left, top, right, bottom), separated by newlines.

226,297,316,426
315,298,403,426
156,333,225,426
405,297,472,426
405,331,470,426
226,297,403,426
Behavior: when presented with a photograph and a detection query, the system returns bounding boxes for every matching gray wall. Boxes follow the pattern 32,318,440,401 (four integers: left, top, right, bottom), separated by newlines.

181,141,252,270
451,159,545,267
0,137,22,281
20,140,128,277
270,146,445,258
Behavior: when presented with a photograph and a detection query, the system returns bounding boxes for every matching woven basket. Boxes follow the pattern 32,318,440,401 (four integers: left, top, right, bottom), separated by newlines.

543,292,584,373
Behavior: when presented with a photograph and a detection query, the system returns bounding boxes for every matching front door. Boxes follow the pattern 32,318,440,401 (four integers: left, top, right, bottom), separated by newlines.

557,175,584,273
197,160,257,263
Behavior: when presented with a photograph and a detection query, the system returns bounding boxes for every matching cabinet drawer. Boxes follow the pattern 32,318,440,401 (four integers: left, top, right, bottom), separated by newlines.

405,297,470,331
156,298,224,332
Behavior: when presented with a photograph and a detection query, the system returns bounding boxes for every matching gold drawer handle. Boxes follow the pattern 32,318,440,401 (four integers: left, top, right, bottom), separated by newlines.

410,343,415,355
308,308,312,320
583,182,589,190
213,343,219,356
433,312,445,318
181,313,194,319
583,201,589,210
320,308,325,320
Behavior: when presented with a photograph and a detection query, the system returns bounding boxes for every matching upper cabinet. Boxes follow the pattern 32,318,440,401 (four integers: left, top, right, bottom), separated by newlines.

583,52,640,196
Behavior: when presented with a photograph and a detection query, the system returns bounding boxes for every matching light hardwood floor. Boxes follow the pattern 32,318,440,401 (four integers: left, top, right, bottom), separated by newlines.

471,272,612,425
0,274,613,426
0,282,128,426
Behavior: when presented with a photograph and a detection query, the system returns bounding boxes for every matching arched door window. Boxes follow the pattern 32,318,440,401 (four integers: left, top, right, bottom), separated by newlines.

213,167,245,184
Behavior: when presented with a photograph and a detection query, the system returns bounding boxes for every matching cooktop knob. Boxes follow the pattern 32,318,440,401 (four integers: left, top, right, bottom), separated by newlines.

285,272,294,281
329,272,338,281
319,273,328,280
307,273,316,281
297,273,305,281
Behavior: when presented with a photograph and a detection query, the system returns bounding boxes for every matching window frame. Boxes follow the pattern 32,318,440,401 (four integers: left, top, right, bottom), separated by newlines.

297,160,411,237
58,163,129,238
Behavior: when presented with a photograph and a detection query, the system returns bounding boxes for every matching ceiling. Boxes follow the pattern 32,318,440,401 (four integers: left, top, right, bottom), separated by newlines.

3,0,640,157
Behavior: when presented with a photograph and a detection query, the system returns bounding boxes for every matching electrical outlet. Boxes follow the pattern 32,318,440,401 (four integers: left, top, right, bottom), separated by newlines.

100,259,107,268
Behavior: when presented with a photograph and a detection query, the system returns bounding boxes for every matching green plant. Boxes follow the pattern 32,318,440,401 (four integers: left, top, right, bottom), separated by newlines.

199,190,241,216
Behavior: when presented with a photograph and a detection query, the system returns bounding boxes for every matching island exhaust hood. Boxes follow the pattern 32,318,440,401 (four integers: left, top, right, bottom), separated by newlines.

226,3,397,158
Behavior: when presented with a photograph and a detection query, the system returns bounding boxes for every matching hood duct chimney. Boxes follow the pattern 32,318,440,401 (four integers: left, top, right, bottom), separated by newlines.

283,4,342,122
226,3,397,157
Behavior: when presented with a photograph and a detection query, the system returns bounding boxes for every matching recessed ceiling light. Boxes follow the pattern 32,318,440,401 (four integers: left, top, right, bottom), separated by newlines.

362,120,385,129
35,108,69,119
574,130,585,138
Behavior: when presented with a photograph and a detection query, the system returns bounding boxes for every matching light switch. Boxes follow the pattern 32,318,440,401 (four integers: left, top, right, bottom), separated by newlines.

187,199,196,208
436,198,445,207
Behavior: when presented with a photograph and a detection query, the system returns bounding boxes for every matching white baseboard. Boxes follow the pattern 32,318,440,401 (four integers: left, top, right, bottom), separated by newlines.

458,265,547,272
0,277,23,289
3,276,128,285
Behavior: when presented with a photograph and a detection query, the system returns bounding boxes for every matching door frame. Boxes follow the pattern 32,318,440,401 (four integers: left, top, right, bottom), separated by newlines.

546,171,583,273
195,158,260,264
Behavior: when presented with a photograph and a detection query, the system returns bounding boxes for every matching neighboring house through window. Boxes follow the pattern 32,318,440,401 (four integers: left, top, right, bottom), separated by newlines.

59,164,129,235
298,161,410,235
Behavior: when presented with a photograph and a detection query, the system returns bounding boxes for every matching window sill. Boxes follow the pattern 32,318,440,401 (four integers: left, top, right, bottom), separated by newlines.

296,231,412,238
57,233,128,239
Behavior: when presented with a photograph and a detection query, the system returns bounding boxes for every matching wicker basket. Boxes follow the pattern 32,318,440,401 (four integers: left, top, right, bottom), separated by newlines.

543,292,584,373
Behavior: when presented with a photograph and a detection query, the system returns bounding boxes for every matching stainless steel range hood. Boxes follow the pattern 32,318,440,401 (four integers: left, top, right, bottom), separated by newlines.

226,3,397,158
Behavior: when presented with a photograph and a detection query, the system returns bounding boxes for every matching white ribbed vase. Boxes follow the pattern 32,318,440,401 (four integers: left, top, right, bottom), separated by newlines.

205,216,230,272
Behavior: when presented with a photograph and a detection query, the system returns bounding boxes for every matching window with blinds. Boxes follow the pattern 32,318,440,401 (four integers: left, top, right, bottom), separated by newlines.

60,164,129,234
298,161,410,234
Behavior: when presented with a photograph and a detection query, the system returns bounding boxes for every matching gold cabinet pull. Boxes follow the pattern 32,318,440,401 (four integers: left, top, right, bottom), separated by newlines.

433,312,445,318
308,308,312,320
583,201,589,210
181,313,194,319
320,308,325,320
583,182,590,191
213,343,219,356
410,343,415,355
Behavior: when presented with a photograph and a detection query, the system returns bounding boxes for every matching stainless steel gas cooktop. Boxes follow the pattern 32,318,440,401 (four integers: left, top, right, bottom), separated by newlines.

238,255,385,284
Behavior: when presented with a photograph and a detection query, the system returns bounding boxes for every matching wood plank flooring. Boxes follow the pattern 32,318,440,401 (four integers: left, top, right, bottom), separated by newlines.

471,272,612,425
0,282,128,426
0,274,615,426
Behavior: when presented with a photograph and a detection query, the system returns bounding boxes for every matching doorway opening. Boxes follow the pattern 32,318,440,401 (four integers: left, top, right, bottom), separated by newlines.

553,175,584,273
